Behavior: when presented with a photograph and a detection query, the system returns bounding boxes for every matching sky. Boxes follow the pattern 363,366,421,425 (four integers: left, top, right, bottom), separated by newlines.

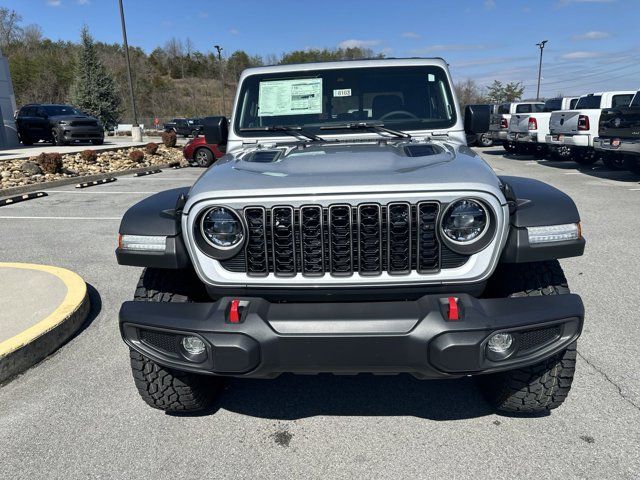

4,0,640,98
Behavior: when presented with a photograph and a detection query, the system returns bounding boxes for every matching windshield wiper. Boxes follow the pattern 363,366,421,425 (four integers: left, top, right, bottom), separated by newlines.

320,122,411,139
240,125,324,141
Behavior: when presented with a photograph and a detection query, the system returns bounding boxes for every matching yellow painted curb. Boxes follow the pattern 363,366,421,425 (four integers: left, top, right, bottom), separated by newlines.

0,262,88,359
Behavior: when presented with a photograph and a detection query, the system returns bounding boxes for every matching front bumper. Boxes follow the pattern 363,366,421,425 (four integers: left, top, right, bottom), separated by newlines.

61,126,104,141
490,130,508,141
594,137,640,156
545,133,590,147
120,293,584,379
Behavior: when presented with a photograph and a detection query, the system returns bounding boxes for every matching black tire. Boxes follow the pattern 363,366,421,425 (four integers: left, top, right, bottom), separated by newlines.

532,144,548,159
129,268,222,413
572,147,598,165
478,133,493,147
51,128,67,146
91,139,104,146
623,154,640,174
478,261,577,414
551,145,572,161
20,133,34,146
503,142,516,153
513,144,529,156
193,147,214,167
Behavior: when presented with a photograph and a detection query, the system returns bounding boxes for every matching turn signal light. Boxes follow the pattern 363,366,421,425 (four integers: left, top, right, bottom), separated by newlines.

578,115,590,131
528,117,538,130
500,118,508,129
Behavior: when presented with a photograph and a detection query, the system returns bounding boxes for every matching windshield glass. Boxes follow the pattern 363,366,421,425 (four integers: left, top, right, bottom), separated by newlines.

632,92,640,107
234,65,456,136
575,95,601,109
44,105,81,116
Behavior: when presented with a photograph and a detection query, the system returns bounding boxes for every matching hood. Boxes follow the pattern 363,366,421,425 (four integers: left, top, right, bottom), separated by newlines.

185,141,503,210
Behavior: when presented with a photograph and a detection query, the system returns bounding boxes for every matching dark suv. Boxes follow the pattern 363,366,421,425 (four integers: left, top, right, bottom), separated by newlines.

16,104,104,146
163,118,203,137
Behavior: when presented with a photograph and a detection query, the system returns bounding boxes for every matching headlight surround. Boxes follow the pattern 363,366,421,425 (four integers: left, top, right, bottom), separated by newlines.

442,199,489,243
200,206,244,249
439,198,496,255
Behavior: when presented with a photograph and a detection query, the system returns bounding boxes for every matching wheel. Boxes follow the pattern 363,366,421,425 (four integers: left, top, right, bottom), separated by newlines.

551,145,572,161
478,133,493,147
623,154,640,174
20,133,34,146
503,142,516,153
193,147,214,167
572,148,598,165
478,261,577,414
191,130,199,138
51,128,67,146
532,144,548,159
91,139,104,146
513,144,529,156
129,268,222,413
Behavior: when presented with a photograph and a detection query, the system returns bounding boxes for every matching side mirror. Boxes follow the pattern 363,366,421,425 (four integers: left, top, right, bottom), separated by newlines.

203,116,228,146
464,105,490,135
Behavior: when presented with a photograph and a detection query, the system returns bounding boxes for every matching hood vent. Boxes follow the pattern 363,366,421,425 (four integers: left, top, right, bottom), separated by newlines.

403,144,440,157
245,150,282,163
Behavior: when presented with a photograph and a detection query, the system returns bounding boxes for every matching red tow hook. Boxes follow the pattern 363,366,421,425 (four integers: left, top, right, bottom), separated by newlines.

229,299,241,323
447,297,460,321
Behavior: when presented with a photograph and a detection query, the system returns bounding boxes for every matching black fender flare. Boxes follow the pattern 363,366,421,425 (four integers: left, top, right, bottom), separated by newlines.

499,176,585,263
116,187,191,269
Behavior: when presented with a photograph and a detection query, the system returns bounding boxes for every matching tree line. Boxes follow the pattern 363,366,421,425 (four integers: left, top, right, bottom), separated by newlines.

1,7,525,126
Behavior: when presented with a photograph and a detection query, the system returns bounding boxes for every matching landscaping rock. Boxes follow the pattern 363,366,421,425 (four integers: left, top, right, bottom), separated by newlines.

20,162,43,176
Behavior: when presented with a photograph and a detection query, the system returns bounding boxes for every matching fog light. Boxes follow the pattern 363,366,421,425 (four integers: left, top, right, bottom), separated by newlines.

182,336,205,355
487,333,513,354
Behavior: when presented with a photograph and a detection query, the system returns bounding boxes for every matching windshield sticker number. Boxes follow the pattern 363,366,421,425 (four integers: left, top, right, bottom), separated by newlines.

258,78,323,116
333,88,351,97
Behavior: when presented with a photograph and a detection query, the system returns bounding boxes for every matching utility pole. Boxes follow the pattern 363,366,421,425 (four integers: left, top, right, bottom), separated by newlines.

536,40,548,101
118,0,141,140
214,45,226,115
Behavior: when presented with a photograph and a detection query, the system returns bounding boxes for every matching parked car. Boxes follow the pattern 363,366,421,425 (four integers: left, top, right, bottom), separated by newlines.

594,90,640,173
116,58,586,416
163,117,202,137
547,91,635,165
489,102,544,152
183,135,225,167
15,104,104,146
507,97,579,158
465,104,496,147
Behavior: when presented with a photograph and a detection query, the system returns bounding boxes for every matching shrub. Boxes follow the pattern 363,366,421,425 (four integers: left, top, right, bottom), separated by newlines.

80,149,98,163
36,152,63,174
129,150,145,163
161,130,177,148
145,142,159,155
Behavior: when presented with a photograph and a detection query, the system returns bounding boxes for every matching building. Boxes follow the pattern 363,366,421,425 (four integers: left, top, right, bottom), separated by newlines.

0,48,19,149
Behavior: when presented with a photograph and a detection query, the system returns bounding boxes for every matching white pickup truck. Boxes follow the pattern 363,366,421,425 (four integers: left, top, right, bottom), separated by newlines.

489,101,544,152
507,97,579,158
546,91,635,164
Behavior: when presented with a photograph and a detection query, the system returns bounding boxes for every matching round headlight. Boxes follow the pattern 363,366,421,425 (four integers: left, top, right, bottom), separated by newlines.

442,199,488,243
200,207,244,249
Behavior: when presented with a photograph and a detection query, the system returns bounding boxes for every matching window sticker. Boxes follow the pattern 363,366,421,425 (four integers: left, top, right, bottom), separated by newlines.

333,88,352,97
258,78,323,116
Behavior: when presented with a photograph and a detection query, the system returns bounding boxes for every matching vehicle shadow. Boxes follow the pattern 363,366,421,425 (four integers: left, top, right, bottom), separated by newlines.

205,374,495,421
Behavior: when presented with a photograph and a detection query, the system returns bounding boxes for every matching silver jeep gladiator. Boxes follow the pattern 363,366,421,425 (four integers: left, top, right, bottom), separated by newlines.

117,58,585,414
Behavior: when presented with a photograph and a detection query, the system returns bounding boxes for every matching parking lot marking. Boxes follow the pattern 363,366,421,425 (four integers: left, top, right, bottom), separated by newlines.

0,216,121,220
629,188,640,191
564,172,582,175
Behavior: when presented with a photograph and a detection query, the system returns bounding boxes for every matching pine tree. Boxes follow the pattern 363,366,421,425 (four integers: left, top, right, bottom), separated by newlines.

70,26,121,128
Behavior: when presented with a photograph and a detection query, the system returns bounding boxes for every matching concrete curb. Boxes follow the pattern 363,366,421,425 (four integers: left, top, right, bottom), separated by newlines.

0,263,91,384
0,162,179,199
0,143,147,163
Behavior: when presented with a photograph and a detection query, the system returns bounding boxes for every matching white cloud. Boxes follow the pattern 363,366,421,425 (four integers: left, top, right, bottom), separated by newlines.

572,30,611,40
560,51,603,59
484,0,496,9
338,39,381,49
413,44,488,54
47,0,62,6
402,32,421,39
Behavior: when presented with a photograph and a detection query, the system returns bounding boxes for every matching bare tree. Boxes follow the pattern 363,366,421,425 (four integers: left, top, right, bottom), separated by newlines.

0,7,23,48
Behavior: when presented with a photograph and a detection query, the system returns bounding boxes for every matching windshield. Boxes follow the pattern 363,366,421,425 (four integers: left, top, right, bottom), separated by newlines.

632,92,640,107
575,95,601,109
44,105,81,116
234,65,457,137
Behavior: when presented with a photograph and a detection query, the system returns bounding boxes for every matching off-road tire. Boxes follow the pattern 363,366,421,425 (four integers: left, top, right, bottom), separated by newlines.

572,147,598,165
129,267,221,413
601,153,625,170
478,260,577,414
551,145,572,161
532,144,548,159
503,141,516,153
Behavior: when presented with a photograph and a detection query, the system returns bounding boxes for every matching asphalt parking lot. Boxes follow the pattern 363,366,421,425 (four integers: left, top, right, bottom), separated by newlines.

0,147,639,479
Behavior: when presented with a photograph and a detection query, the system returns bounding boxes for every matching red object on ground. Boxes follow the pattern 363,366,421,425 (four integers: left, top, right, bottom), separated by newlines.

182,136,224,161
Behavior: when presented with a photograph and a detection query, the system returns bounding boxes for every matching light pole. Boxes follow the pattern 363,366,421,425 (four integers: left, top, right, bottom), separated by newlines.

536,40,548,101
214,45,226,115
118,0,141,141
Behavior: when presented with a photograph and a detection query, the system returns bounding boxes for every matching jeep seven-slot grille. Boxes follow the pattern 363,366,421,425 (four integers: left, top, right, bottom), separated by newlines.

232,203,457,277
